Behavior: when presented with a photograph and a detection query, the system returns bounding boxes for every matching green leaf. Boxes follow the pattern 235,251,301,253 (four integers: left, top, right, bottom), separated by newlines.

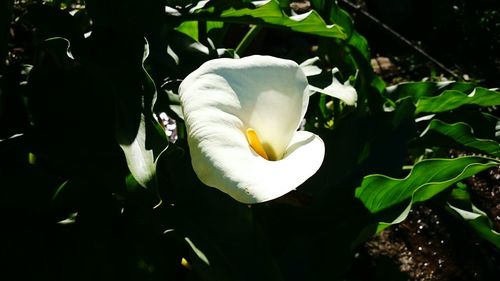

0,0,12,73
385,81,476,103
156,143,283,281
117,40,168,188
0,134,61,216
119,115,159,188
416,87,500,114
329,4,369,59
175,20,200,41
180,0,347,39
355,156,500,230
448,204,500,248
420,119,500,157
175,20,225,42
447,187,500,248
304,98,416,203
27,38,124,174
21,4,84,50
433,110,500,141
165,29,221,78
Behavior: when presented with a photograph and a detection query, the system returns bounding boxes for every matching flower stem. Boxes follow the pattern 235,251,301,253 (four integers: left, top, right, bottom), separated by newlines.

198,20,208,45
235,25,262,56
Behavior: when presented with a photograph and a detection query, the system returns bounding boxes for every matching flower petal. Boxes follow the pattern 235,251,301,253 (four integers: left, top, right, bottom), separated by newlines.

299,56,322,77
180,55,309,159
180,55,324,203
187,128,324,203
309,68,358,106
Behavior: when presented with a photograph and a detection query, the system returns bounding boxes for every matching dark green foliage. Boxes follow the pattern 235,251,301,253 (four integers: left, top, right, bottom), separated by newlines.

1,1,499,280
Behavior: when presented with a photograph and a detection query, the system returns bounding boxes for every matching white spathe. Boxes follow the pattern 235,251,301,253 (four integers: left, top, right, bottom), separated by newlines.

308,67,358,106
179,55,325,204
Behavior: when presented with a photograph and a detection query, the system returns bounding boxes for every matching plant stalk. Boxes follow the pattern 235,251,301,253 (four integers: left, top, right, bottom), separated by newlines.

235,25,262,56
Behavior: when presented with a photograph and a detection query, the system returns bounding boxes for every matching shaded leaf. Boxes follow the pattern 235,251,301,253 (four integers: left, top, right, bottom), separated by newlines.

27,38,124,174
0,134,61,216
329,3,369,59
156,142,283,281
0,68,30,138
21,4,85,54
431,110,500,141
117,40,169,188
165,29,221,78
305,98,416,198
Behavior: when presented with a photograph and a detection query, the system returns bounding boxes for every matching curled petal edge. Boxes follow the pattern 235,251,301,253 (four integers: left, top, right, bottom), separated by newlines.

190,130,325,204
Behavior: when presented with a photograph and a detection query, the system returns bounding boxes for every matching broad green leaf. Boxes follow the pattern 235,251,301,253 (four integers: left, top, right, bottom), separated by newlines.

355,156,500,230
433,110,500,141
420,119,500,157
416,87,500,114
118,40,168,188
448,204,500,248
119,115,158,188
329,4,369,59
309,99,416,193
447,186,500,248
179,0,347,39
175,20,224,42
175,20,200,41
386,81,476,103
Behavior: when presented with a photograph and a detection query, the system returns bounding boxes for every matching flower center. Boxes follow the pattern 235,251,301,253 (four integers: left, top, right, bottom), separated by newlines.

245,128,277,161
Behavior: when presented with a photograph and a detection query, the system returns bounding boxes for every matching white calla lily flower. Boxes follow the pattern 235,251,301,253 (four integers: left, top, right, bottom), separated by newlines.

299,56,322,77
179,55,326,204
308,67,358,106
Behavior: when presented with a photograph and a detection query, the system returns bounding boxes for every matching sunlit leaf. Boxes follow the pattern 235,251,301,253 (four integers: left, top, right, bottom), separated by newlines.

176,20,224,41
447,186,500,248
117,40,168,188
119,115,159,188
173,0,347,39
420,119,500,157
416,87,500,114
355,156,500,231
448,203,500,248
431,110,500,141
386,81,476,103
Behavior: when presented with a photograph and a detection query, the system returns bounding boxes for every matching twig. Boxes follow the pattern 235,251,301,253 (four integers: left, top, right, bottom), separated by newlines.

338,0,461,80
